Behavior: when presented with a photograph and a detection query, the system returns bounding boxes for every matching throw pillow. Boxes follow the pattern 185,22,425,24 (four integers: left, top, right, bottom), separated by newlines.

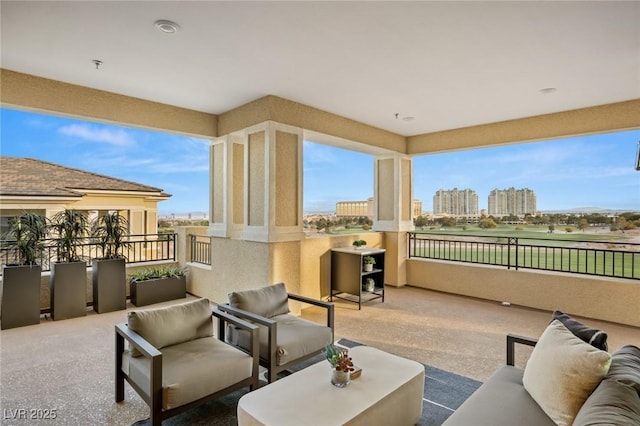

573,345,640,426
228,282,290,318
127,298,213,356
523,319,612,426
551,310,608,351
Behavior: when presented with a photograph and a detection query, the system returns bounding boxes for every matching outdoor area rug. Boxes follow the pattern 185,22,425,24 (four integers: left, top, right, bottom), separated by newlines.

132,338,482,426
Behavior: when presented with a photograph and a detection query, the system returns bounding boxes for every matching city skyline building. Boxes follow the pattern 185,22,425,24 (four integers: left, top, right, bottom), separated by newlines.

433,188,479,216
336,198,422,219
488,187,537,216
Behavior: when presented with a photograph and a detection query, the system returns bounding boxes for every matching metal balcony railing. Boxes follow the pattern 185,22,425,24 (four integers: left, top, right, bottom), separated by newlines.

408,232,640,280
0,233,176,274
189,234,211,266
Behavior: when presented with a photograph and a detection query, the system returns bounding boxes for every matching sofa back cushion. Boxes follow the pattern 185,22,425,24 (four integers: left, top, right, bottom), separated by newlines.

573,345,640,426
127,298,213,356
551,310,608,351
523,320,612,426
228,283,290,318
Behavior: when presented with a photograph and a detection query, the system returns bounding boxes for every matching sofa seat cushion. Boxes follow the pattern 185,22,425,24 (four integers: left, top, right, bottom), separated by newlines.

127,298,213,357
228,283,290,318
230,314,333,366
443,365,555,426
123,337,253,410
574,345,640,426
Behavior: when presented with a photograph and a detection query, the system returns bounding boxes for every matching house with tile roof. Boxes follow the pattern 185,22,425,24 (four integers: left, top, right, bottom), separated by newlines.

0,156,170,236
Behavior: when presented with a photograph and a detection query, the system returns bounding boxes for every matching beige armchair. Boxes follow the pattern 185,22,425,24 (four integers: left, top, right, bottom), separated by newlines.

219,282,334,383
115,298,259,426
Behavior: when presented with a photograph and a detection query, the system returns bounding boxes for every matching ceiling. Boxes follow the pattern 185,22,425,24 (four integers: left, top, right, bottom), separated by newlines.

1,1,639,137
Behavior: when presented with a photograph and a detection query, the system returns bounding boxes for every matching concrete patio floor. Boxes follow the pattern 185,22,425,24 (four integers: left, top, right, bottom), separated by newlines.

1,286,638,425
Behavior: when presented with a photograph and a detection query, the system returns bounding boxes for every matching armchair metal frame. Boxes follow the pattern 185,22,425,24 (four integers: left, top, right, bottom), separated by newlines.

506,333,538,366
219,292,334,383
115,308,259,426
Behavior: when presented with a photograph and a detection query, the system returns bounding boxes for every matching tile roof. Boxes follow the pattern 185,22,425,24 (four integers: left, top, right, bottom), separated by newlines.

0,157,170,197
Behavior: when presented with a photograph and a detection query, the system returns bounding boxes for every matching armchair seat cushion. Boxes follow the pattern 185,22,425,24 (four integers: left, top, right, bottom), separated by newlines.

230,314,333,366
123,337,254,410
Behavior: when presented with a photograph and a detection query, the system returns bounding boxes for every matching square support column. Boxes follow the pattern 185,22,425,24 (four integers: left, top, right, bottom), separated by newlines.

209,134,244,238
373,154,414,232
241,121,304,243
373,154,414,287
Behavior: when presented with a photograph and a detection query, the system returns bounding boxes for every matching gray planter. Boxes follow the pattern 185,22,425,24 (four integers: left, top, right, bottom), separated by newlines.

130,276,186,307
51,262,87,320
92,258,126,313
1,265,42,329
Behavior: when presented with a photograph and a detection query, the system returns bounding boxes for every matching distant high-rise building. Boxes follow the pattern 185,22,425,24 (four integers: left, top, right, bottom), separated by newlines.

433,188,478,216
488,187,536,216
336,198,422,219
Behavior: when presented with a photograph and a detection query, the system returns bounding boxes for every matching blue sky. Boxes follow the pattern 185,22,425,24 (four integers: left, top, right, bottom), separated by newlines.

1,108,639,214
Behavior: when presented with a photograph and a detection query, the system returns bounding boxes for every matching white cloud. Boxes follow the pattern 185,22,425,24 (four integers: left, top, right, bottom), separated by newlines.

58,124,135,147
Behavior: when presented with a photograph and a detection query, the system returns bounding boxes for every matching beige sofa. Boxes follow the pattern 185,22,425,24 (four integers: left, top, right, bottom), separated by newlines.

444,314,640,426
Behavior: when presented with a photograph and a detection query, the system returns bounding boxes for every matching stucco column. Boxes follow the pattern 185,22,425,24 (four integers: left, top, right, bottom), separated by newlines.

241,121,303,243
209,134,244,238
203,121,303,306
373,154,414,287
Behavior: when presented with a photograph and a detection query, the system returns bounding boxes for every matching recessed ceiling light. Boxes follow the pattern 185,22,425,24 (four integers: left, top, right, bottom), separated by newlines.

155,20,180,34
539,87,557,94
402,116,415,122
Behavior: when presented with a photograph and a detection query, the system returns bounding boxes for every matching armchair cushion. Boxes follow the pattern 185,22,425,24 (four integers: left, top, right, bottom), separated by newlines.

231,314,333,366
127,298,213,356
522,320,611,426
228,283,290,318
122,337,254,410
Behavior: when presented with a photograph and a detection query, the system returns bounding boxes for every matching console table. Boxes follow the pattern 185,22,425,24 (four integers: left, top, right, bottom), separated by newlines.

331,247,385,309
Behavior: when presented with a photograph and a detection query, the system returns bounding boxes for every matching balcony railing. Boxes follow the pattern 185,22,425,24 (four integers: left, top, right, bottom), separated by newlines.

408,232,640,280
0,233,176,274
189,234,211,266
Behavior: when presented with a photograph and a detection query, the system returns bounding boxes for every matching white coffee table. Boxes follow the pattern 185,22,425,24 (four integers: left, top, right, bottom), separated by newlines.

237,345,425,426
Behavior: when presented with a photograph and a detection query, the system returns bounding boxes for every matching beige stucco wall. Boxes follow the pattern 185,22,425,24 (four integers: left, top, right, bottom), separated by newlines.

1,69,217,138
299,233,385,301
218,95,406,153
177,227,384,311
407,258,640,327
408,99,640,154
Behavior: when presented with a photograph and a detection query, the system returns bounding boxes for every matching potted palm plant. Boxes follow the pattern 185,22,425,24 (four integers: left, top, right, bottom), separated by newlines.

128,265,186,306
49,209,89,320
1,212,47,329
91,211,129,313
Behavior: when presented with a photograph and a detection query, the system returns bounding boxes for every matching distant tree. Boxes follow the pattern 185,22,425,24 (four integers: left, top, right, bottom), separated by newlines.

548,224,555,233
414,215,428,229
578,219,589,231
439,217,457,227
478,218,497,229
565,227,574,233
617,216,627,233
362,224,371,231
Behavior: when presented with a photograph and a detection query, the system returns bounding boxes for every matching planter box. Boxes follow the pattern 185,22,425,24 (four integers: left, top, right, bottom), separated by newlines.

51,262,87,320
130,276,186,307
1,265,41,329
92,258,126,314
